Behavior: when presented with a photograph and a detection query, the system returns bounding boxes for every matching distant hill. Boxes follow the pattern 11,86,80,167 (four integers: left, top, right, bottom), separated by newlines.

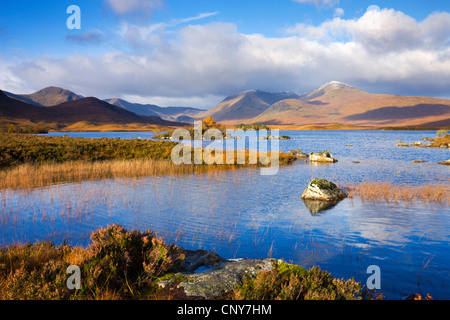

105,98,203,121
197,90,303,122
5,86,84,106
249,81,450,127
3,82,449,129
0,90,186,128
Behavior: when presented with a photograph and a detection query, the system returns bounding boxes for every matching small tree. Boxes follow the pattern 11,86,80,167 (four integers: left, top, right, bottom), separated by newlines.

203,116,216,128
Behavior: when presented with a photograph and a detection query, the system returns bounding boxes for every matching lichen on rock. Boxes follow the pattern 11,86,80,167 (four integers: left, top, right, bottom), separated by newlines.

301,178,347,202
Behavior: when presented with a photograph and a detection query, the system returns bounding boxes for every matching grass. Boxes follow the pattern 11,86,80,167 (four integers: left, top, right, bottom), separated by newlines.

0,133,296,190
429,134,450,148
0,224,371,300
344,181,449,205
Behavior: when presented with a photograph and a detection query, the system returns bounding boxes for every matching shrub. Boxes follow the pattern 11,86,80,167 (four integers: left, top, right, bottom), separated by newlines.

0,225,185,300
0,242,72,300
232,261,363,300
83,224,185,295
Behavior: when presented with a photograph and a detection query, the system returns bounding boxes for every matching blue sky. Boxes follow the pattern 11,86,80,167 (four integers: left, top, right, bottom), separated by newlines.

0,0,449,107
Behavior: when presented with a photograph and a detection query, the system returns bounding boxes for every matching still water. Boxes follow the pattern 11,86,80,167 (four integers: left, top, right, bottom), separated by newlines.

1,130,449,299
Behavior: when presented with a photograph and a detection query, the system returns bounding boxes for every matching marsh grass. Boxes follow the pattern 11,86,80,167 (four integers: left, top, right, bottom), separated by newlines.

344,181,449,205
0,149,295,190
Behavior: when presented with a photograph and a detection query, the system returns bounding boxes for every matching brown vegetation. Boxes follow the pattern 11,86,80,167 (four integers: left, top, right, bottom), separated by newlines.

344,182,449,205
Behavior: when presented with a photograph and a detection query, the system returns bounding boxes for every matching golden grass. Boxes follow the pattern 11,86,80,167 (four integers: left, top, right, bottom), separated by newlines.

344,181,449,205
0,150,294,190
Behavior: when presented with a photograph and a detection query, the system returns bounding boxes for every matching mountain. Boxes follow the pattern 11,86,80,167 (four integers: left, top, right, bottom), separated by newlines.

105,98,203,121
198,90,303,122
5,86,84,106
249,81,450,127
0,90,186,127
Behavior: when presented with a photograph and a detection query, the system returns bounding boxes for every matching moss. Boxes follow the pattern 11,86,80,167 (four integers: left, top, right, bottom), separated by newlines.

310,178,337,191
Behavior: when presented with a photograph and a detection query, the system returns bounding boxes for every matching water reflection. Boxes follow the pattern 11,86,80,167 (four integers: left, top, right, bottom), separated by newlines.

302,199,340,215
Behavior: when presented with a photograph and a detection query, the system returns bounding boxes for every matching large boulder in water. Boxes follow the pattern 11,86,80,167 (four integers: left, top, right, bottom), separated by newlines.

301,179,347,202
309,150,338,163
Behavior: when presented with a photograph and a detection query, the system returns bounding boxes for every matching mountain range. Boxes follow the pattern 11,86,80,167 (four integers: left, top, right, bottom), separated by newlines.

2,81,450,129
0,89,186,129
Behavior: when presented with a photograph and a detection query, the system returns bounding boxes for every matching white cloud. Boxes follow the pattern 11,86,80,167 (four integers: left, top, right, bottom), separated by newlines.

334,8,344,17
1,8,450,106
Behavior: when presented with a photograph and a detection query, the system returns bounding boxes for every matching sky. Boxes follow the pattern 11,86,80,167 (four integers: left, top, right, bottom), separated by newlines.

0,0,449,108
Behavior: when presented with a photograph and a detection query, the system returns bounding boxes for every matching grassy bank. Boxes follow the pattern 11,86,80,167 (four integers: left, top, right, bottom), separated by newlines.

0,224,368,300
0,133,296,189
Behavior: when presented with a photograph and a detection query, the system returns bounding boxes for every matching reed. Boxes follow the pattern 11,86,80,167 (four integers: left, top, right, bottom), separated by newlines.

344,181,449,205
0,149,294,190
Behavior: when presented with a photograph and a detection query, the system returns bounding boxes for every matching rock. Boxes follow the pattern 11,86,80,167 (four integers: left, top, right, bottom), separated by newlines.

158,253,276,299
352,161,360,164
440,144,448,148
397,141,409,147
267,135,278,140
411,141,423,147
174,249,226,273
288,149,309,158
346,144,353,146
309,150,338,163
234,135,242,139
438,159,450,166
301,178,347,202
412,160,426,163
279,135,291,140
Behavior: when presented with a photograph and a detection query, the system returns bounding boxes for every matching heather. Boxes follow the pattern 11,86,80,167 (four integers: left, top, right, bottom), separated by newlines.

0,225,370,300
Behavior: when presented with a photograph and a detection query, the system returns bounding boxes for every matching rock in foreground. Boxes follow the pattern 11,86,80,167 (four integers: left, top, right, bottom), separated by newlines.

301,178,347,202
438,159,450,166
158,253,276,299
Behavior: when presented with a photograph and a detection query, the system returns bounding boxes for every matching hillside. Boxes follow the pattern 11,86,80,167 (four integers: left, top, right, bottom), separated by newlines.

0,90,186,129
105,98,203,121
5,86,84,106
249,81,450,127
197,90,303,122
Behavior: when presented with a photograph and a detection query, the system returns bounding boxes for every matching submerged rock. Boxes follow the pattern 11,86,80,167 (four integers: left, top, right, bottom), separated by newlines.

412,160,426,163
397,141,409,147
301,178,347,202
309,150,338,163
438,159,450,166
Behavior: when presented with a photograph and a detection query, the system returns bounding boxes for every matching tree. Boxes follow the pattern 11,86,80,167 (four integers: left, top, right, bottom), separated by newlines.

203,116,217,128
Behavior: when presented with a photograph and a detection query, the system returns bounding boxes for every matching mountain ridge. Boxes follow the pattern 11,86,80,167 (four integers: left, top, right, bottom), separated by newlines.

2,82,450,128
0,90,187,128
